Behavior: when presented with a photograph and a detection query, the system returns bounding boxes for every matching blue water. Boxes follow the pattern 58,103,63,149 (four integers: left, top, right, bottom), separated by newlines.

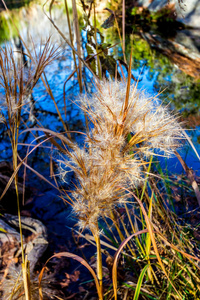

1,43,199,175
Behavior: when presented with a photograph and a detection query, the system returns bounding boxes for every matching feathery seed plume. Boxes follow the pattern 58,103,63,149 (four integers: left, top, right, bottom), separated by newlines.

61,80,183,233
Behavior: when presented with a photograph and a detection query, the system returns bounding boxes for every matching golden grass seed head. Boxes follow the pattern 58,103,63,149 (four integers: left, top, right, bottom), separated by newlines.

64,141,142,233
83,80,183,156
61,80,183,232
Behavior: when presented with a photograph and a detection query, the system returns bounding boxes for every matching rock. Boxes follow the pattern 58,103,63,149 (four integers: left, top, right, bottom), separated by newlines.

0,214,64,300
0,214,48,272
137,0,200,28
142,31,200,78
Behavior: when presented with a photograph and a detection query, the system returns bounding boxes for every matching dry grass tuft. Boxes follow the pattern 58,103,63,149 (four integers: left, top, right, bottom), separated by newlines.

60,80,183,233
1,264,58,300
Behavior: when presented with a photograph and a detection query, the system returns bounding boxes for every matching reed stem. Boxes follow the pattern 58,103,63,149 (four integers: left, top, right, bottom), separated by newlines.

13,147,31,300
93,0,102,79
64,0,82,92
22,260,32,300
122,0,126,63
93,225,103,300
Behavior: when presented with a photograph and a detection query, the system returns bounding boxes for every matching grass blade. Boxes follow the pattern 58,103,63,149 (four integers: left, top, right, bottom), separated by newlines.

122,188,183,299
175,150,200,207
133,264,150,300
112,229,148,300
38,252,101,300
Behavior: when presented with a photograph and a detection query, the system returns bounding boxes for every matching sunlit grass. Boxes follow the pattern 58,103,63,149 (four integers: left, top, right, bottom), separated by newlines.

0,1,200,300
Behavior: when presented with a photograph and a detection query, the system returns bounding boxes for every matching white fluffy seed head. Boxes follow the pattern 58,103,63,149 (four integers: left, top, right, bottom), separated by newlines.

62,80,184,233
63,144,142,234
81,80,183,156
